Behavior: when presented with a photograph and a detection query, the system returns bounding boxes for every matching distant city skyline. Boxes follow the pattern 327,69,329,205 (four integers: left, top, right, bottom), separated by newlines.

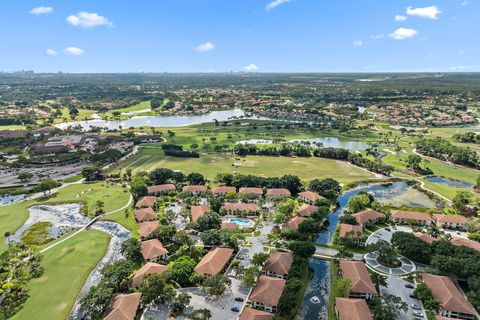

0,0,478,72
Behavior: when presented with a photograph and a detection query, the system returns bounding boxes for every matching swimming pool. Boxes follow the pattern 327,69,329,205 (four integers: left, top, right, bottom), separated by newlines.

225,218,253,228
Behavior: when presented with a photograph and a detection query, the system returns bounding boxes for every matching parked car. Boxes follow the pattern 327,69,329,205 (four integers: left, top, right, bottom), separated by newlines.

392,225,397,230
409,294,416,299
231,307,240,312
411,304,421,310
413,311,423,317
385,228,391,232
235,297,244,302
405,283,415,289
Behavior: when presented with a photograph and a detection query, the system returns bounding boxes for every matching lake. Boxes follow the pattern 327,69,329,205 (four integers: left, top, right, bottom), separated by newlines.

426,176,472,188
236,137,371,151
55,108,272,131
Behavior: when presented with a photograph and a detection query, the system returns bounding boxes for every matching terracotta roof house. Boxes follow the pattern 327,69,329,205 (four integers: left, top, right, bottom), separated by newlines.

182,185,208,194
239,187,264,196
339,224,363,238
135,196,156,209
212,186,237,195
282,216,305,231
298,191,324,204
265,252,293,279
239,307,274,320
422,273,475,319
248,275,286,314
339,261,377,299
191,205,210,222
266,188,291,199
103,292,142,320
297,204,318,217
194,247,234,276
414,232,437,244
130,262,168,288
137,220,159,239
140,239,168,262
147,184,176,195
221,202,257,214
433,214,468,229
134,208,157,222
450,236,480,252
335,298,373,320
352,209,384,226
391,210,432,226
221,222,238,231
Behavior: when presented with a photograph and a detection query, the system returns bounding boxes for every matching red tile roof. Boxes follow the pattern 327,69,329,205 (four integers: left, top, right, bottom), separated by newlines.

137,220,159,238
422,273,475,315
283,216,305,230
352,209,384,225
335,298,373,320
191,205,210,222
249,275,286,307
135,196,156,208
339,261,377,295
265,252,293,276
140,239,168,260
103,292,141,320
450,236,480,252
239,307,274,320
221,202,257,213
131,262,167,288
298,191,323,202
239,187,263,195
339,224,363,238
433,214,468,225
413,232,437,244
182,185,208,193
147,184,175,194
391,210,432,222
297,204,318,217
212,186,237,194
194,247,234,276
134,208,157,222
266,188,291,197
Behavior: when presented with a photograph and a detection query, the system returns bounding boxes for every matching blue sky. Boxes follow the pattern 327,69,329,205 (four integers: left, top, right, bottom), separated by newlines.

0,0,478,72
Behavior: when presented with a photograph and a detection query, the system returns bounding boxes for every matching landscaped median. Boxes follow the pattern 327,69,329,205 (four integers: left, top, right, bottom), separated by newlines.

11,229,110,320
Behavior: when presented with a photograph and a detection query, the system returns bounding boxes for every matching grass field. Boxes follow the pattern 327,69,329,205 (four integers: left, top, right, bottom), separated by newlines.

0,182,130,251
11,229,110,320
113,146,374,184
101,101,152,119
55,108,97,123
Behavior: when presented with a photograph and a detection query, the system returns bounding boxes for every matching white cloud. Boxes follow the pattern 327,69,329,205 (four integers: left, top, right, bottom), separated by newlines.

46,49,58,56
66,12,114,28
63,47,85,56
30,6,53,15
395,14,407,21
406,6,441,19
194,42,215,52
266,0,291,11
371,34,384,40
353,40,364,47
244,63,259,72
389,28,418,40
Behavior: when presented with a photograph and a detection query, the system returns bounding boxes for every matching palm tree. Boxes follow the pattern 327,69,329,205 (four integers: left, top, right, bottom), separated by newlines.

371,272,388,289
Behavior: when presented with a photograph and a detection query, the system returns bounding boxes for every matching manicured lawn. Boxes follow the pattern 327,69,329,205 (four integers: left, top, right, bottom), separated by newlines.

0,124,27,130
0,182,130,251
55,108,97,123
101,101,152,118
12,229,110,320
62,174,83,183
420,179,468,201
113,147,374,184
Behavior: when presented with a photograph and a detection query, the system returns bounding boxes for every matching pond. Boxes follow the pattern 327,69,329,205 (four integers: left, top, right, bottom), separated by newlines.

236,137,371,151
0,194,25,206
55,108,272,131
300,181,438,319
426,176,472,188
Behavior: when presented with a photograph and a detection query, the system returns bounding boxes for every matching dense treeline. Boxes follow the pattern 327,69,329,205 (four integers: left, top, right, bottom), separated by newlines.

234,143,311,157
453,132,480,144
416,137,480,169
161,143,199,158
215,173,303,195
348,153,394,175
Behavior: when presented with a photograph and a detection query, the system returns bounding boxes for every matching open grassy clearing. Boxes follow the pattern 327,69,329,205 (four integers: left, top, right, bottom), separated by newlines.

113,147,374,184
54,108,97,123
419,179,468,201
0,182,130,251
101,101,152,118
11,229,110,320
